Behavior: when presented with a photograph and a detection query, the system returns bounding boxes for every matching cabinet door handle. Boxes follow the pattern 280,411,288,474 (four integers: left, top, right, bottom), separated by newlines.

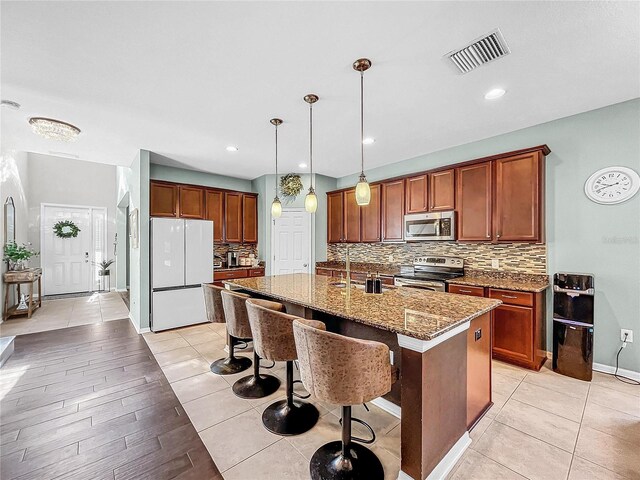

459,289,473,293
502,294,518,299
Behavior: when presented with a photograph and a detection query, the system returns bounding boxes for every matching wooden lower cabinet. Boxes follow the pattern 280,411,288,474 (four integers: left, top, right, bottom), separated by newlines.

316,268,332,276
450,283,546,371
467,312,491,429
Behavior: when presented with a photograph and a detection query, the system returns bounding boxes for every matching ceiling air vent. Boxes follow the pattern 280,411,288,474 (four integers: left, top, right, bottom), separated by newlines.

445,29,510,74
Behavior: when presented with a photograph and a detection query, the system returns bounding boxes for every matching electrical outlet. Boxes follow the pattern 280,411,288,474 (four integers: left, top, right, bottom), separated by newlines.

388,254,394,263
389,351,394,365
621,329,634,343
491,259,500,269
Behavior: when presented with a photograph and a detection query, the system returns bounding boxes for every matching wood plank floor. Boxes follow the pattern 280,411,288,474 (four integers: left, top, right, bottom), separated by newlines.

0,319,222,480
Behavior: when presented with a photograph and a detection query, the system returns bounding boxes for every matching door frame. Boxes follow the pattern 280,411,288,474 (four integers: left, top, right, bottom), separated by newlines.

40,203,108,295
270,207,314,275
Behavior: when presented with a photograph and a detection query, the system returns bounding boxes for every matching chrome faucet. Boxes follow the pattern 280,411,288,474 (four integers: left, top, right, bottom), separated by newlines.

345,244,351,288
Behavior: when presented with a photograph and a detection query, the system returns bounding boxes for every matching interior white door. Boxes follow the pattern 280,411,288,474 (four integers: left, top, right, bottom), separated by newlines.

272,209,312,275
42,205,93,295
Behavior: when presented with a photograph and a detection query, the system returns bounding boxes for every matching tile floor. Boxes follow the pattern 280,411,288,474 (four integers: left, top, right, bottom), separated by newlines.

2,295,638,480
142,323,640,480
0,292,130,337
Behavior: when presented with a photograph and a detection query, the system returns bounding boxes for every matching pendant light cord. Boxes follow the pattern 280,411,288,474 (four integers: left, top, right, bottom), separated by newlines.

309,101,314,189
360,71,364,176
274,123,279,197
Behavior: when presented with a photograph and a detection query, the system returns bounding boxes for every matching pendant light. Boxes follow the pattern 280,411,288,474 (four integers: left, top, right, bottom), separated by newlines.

353,58,372,206
304,94,319,213
270,118,283,218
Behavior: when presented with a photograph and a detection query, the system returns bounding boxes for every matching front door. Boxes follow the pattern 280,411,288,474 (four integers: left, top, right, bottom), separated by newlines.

42,204,106,295
272,209,312,275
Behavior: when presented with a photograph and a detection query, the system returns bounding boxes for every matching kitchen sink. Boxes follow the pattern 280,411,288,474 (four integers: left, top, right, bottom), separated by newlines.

329,282,390,293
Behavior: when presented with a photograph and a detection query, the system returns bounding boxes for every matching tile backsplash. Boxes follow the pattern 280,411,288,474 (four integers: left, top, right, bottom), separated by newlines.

215,243,258,260
327,242,547,274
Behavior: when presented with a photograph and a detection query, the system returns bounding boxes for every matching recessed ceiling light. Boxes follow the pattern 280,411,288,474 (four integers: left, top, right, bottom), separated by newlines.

226,146,238,152
362,137,375,145
298,163,308,168
484,88,506,100
1,100,21,110
29,117,81,142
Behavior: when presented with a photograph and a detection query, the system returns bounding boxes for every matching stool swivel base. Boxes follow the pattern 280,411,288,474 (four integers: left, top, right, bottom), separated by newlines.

262,361,319,436
232,351,281,399
309,406,383,480
210,334,252,375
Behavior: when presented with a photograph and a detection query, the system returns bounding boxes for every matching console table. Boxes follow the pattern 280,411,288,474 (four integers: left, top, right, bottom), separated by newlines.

3,268,42,321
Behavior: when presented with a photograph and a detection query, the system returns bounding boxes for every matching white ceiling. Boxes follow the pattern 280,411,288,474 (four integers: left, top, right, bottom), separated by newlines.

1,1,639,179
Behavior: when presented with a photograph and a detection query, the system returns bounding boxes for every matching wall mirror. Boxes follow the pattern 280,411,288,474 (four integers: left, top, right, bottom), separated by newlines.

4,197,15,244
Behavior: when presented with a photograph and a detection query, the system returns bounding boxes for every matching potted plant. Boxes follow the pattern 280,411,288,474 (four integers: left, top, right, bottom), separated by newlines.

93,259,115,276
3,241,39,271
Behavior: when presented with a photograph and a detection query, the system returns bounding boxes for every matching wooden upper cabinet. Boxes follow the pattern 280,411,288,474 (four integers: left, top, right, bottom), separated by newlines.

429,169,455,211
224,192,243,243
494,152,544,242
343,189,361,243
456,162,492,241
150,181,178,218
179,186,205,219
381,179,405,242
327,192,344,243
360,184,381,242
405,174,428,214
242,194,258,244
205,190,224,242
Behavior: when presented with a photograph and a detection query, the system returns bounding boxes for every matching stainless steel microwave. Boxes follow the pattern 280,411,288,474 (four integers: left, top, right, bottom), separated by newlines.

403,211,456,241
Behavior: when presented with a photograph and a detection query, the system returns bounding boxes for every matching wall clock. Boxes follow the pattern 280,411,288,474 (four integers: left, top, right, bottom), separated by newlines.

584,166,640,205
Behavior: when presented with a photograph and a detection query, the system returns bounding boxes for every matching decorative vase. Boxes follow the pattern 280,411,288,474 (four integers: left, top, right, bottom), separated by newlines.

16,293,29,310
9,260,26,271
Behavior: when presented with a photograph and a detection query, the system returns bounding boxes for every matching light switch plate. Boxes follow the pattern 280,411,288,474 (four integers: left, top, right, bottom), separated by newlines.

491,259,500,269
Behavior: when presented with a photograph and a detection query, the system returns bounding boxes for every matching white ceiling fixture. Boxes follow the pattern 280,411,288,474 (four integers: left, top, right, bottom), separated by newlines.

304,93,319,214
354,58,372,206
446,29,511,74
1,100,21,110
363,137,375,145
270,118,283,219
484,88,506,100
29,117,81,142
225,145,238,152
1,2,638,177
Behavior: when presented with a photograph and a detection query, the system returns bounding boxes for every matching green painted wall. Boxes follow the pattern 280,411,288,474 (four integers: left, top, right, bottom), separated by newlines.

116,150,151,331
150,162,253,193
337,99,640,371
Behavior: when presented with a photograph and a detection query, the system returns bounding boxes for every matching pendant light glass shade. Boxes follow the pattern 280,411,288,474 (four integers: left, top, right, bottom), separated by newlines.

355,174,371,206
304,188,318,213
304,94,319,214
271,197,282,218
270,118,283,218
353,59,372,206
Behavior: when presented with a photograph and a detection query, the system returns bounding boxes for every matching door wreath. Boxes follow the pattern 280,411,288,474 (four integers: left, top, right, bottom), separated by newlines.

53,220,81,238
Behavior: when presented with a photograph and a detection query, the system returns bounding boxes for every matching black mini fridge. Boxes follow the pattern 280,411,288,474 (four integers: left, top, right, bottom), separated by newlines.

552,273,595,381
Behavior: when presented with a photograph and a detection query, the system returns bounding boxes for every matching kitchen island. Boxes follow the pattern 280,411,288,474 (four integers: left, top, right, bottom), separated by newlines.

226,273,501,480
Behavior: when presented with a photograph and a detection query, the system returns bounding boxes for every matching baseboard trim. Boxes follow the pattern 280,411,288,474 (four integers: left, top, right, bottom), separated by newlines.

371,397,401,419
398,432,471,480
544,351,639,382
593,362,640,382
128,314,150,334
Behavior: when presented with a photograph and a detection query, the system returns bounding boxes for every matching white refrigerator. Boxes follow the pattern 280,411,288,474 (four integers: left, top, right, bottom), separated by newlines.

150,218,214,332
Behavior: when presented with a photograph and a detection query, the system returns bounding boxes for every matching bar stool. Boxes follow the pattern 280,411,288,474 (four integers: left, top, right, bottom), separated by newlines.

246,299,320,436
202,283,224,323
209,288,252,375
221,290,281,399
293,318,392,480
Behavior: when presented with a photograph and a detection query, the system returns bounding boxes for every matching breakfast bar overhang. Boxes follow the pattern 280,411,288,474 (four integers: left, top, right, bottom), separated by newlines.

226,273,501,480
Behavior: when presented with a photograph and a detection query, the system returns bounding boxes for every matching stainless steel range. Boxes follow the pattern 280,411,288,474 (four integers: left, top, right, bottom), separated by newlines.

394,256,464,292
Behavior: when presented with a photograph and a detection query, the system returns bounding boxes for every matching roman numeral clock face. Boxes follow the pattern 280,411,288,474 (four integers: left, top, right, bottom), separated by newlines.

585,167,640,205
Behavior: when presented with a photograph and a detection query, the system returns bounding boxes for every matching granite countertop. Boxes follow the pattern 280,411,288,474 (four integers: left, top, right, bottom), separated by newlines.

226,273,501,341
446,270,549,293
315,261,400,276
